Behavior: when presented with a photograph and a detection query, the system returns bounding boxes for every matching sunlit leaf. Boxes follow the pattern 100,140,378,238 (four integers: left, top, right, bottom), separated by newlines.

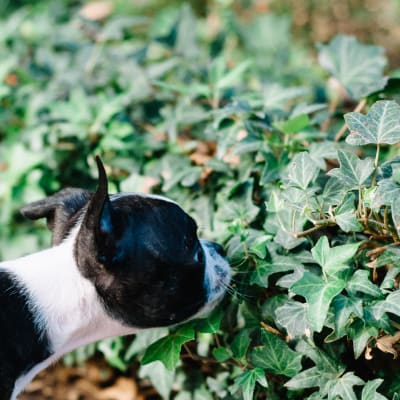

328,150,374,190
318,34,387,100
345,100,400,145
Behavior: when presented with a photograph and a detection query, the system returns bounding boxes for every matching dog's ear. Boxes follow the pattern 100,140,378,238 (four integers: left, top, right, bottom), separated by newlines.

21,187,92,245
75,156,119,272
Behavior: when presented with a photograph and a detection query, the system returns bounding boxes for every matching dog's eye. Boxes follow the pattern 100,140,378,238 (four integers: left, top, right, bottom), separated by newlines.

194,247,204,264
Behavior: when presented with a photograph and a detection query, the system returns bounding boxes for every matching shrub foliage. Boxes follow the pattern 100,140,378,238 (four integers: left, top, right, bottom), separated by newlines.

2,2,400,399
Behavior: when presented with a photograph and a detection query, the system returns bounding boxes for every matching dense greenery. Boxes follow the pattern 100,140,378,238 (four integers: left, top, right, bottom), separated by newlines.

2,1,400,399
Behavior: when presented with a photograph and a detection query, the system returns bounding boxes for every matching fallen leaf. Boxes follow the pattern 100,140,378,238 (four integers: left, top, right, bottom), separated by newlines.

80,1,113,21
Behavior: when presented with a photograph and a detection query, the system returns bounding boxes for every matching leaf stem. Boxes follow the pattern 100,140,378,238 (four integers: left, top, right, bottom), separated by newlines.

372,143,380,186
334,98,367,142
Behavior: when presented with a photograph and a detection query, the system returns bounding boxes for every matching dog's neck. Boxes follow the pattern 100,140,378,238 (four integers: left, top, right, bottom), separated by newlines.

0,231,136,399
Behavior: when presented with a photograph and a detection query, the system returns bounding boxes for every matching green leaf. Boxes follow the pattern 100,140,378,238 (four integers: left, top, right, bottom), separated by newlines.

318,34,387,100
361,379,389,400
352,324,378,359
219,180,259,223
331,295,363,338
291,272,346,332
285,367,324,390
286,151,319,190
295,340,345,374
345,100,400,145
372,179,400,208
212,347,232,362
274,114,310,134
311,236,359,279
248,235,272,259
97,338,127,371
250,329,303,377
251,257,299,287
230,330,251,359
275,301,311,338
346,270,382,298
195,310,222,334
139,361,175,400
327,372,364,400
335,194,363,232
216,60,252,89
328,150,374,190
391,196,400,234
231,368,268,400
142,325,195,370
373,290,400,318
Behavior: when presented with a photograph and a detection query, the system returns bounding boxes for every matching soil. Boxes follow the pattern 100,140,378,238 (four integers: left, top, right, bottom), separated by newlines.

19,359,161,400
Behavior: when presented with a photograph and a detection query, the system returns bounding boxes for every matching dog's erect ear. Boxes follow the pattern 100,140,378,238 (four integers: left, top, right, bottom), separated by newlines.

75,156,118,273
21,187,92,245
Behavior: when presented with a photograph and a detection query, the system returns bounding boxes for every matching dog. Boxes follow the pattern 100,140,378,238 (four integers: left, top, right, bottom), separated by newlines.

0,157,230,400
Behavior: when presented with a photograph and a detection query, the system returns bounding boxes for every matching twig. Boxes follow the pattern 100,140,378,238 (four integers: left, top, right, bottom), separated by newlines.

260,321,284,337
334,98,367,142
366,242,400,258
292,222,336,238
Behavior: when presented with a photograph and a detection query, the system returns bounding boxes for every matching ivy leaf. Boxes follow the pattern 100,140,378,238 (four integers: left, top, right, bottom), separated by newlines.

141,325,195,370
212,347,232,362
373,290,400,319
291,272,346,332
274,114,310,134
275,300,311,338
328,150,374,190
311,236,359,279
361,379,389,400
327,372,364,400
286,151,319,190
249,329,303,377
230,330,251,359
251,257,299,287
248,235,272,259
231,368,268,400
295,340,345,374
139,361,175,400
391,196,400,234
335,194,363,232
195,309,222,334
371,179,400,208
331,295,363,338
318,34,387,100
351,324,378,359
284,366,324,390
346,270,382,298
345,100,400,146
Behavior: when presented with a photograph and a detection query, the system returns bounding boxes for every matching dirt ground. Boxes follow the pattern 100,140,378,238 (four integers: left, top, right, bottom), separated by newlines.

19,359,160,400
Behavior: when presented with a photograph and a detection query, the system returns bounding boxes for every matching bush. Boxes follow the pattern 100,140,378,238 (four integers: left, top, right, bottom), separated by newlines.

2,1,400,399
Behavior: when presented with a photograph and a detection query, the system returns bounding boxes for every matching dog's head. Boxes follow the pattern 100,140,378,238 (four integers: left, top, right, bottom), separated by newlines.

21,157,230,328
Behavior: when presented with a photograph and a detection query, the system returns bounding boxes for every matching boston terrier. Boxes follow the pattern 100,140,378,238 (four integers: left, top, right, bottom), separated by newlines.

0,157,230,400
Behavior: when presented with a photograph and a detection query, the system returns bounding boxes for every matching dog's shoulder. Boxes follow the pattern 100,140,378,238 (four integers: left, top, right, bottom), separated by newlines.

0,269,51,397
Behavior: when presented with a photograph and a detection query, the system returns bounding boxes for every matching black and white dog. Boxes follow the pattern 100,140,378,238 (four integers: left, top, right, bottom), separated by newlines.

0,157,230,400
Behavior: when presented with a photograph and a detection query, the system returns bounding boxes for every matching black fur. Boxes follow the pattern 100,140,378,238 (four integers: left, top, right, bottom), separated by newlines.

0,270,51,398
21,188,92,245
